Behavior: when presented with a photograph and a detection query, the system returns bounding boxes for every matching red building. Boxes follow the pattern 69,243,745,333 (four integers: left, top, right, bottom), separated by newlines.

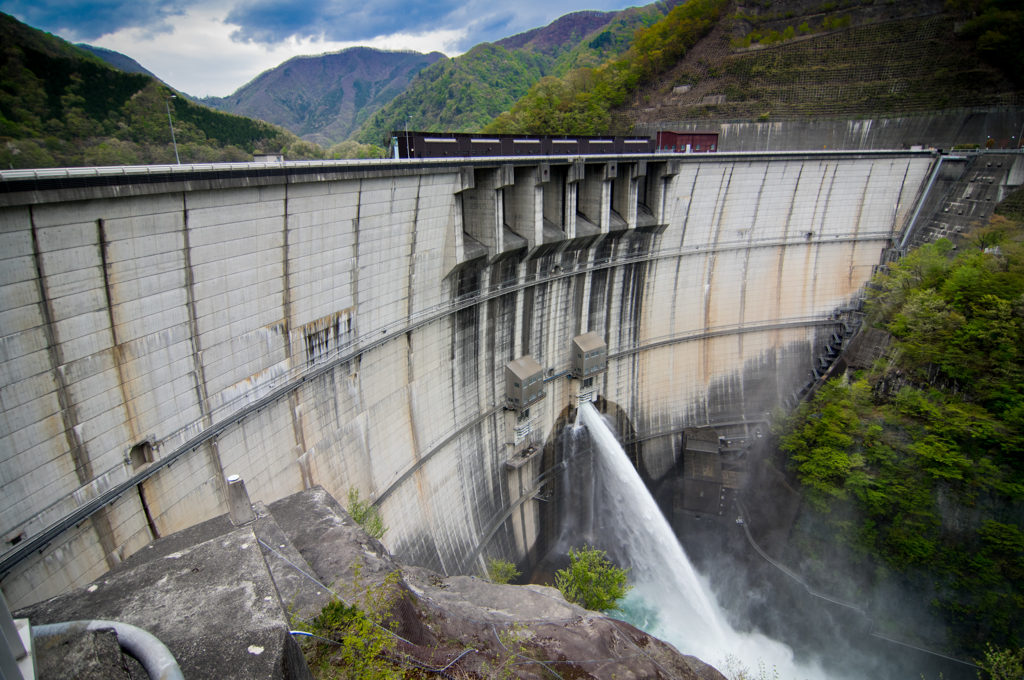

656,131,719,153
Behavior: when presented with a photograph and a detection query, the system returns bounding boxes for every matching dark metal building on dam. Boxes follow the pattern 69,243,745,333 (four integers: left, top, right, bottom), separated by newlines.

0,149,943,609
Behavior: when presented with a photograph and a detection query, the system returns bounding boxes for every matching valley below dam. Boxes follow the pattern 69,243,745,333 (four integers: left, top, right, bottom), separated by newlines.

541,401,977,680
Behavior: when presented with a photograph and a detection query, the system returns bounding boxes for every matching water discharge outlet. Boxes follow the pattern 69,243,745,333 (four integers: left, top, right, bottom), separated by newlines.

575,402,835,679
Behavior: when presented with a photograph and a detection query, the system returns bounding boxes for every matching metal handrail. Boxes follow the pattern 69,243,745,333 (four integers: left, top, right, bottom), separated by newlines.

0,149,937,184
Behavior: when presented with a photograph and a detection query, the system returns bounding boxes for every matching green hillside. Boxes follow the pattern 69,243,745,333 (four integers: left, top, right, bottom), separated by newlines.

0,12,323,169
477,0,1022,136
353,6,669,144
773,210,1024,656
619,11,1023,126
549,4,669,76
76,44,159,80
355,44,550,143
612,0,1024,127
201,48,445,147
484,0,730,134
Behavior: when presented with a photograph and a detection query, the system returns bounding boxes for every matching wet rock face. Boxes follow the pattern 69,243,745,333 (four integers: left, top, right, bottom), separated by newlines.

272,487,727,680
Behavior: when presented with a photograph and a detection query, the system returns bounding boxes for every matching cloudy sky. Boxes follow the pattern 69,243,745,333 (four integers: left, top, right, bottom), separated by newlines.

1,0,638,97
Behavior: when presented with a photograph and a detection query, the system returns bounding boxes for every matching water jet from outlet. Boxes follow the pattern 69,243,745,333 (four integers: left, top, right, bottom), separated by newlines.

573,402,835,679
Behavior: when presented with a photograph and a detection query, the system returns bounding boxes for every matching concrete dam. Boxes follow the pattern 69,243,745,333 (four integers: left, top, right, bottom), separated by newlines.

0,150,935,610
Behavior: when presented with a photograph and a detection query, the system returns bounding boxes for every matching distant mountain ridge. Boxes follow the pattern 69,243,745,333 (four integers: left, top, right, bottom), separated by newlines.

354,4,669,143
0,11,323,168
494,10,618,54
201,47,445,146
76,44,158,80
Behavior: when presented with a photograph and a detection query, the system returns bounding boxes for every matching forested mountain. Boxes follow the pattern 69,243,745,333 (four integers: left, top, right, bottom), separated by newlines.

3,0,1021,167
76,44,159,80
487,0,1023,135
484,0,729,134
613,0,1024,127
353,5,668,144
0,12,323,168
201,48,445,147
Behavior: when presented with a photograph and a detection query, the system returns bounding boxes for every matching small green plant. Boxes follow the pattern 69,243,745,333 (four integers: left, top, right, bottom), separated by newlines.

555,545,631,612
481,622,539,680
295,572,403,680
346,488,387,539
485,557,521,584
977,644,1024,680
822,14,852,29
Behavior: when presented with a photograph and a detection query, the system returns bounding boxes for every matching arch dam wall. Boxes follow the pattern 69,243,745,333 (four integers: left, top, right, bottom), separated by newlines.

0,151,934,609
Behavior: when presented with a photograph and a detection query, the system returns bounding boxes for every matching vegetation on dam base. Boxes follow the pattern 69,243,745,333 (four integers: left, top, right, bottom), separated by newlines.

772,205,1024,659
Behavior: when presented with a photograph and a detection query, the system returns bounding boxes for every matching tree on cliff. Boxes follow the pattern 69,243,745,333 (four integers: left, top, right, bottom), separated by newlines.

555,545,631,612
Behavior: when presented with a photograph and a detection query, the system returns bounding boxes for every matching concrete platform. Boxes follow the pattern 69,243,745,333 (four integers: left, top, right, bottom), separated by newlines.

108,503,330,625
266,487,397,590
17,526,312,680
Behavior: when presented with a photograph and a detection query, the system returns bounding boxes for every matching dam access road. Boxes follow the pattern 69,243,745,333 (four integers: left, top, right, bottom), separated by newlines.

0,150,947,609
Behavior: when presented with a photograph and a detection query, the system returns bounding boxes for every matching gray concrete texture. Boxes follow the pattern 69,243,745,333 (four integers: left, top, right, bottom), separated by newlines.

637,107,1024,152
34,628,134,680
17,524,312,680
0,151,934,611
903,152,1024,249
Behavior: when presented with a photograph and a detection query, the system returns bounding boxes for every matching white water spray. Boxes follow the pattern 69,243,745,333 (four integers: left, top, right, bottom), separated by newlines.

576,402,832,679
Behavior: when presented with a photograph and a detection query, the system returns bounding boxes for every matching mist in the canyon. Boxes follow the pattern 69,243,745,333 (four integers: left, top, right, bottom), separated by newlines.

541,401,974,680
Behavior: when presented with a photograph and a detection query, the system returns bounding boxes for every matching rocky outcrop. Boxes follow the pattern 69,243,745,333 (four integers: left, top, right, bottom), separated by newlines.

267,486,725,679
18,485,725,680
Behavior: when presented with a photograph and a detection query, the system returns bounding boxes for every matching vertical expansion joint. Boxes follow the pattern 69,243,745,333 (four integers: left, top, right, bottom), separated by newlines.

30,207,93,486
137,482,160,540
226,475,256,526
281,184,293,361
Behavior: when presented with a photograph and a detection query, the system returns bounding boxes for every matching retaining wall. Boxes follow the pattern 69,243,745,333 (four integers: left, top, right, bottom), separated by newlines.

637,108,1024,152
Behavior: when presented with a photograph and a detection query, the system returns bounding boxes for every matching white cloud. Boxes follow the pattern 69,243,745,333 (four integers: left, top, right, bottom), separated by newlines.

86,8,466,97
46,0,641,97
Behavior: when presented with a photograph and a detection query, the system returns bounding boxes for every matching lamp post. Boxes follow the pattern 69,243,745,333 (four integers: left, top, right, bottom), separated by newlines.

165,95,180,165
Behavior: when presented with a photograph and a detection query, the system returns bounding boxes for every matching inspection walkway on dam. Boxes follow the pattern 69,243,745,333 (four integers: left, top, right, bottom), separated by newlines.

0,149,939,609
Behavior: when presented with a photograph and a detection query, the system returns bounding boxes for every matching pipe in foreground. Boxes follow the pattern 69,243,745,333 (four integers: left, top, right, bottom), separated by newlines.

33,620,184,680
